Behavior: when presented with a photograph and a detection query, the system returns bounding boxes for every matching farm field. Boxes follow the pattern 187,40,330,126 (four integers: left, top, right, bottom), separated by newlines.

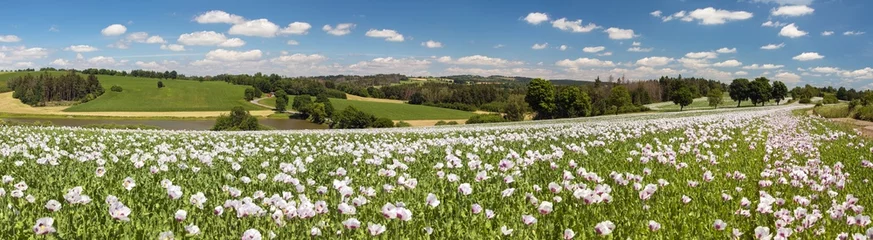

648,94,789,111
259,96,476,120
0,71,35,93
1,105,871,239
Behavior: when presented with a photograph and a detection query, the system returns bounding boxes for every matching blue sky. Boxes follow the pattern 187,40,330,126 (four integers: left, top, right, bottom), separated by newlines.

0,0,871,88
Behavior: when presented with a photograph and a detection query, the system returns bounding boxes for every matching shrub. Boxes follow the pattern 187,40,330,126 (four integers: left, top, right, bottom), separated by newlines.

850,99,862,110
799,97,812,104
434,120,448,126
157,81,165,88
814,102,823,107
466,114,508,124
110,85,123,92
212,106,260,131
330,106,375,129
423,102,476,111
395,121,412,127
822,94,839,104
478,101,506,113
446,121,459,125
854,106,873,121
813,104,850,118
324,89,347,99
371,118,395,128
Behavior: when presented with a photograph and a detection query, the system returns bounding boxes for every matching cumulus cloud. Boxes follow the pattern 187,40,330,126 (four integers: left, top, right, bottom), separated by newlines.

145,36,167,44
582,46,605,53
50,58,70,66
650,10,662,17
286,40,299,46
664,8,753,25
771,5,814,16
551,18,600,33
779,23,808,38
365,29,405,42
279,22,311,35
597,52,613,56
87,56,116,65
270,53,328,64
735,71,748,76
716,47,737,53
194,10,245,24
177,31,243,47
635,56,674,67
774,72,801,83
821,31,834,36
523,12,549,25
559,45,568,51
844,31,866,36
160,44,186,52
218,38,246,47
685,51,718,59
204,49,263,61
762,21,787,27
742,64,784,70
628,47,653,52
713,59,742,67
323,23,355,36
347,57,431,75
792,52,824,61
531,43,548,50
556,58,616,68
101,24,127,36
0,35,21,43
437,55,524,67
761,43,785,50
65,45,99,53
751,0,813,5
421,40,442,48
604,28,635,40
229,19,280,37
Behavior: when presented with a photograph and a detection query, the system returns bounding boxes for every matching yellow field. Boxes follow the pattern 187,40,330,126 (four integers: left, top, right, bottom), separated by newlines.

344,94,407,104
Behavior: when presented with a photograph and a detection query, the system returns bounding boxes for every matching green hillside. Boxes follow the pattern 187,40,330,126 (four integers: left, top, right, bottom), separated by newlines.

260,97,476,120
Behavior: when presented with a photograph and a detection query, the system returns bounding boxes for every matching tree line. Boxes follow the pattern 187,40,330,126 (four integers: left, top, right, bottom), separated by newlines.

8,72,104,106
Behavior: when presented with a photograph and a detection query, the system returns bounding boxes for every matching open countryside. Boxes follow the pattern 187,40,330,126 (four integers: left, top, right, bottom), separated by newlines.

1,0,873,239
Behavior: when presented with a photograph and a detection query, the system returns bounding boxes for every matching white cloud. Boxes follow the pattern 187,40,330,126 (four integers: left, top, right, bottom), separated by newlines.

751,0,813,5
632,42,641,46
205,49,263,61
742,64,784,70
145,36,167,44
551,18,600,33
713,59,743,67
438,55,524,66
771,5,814,16
0,35,21,43
792,52,824,61
809,66,841,74
582,46,605,53
734,71,748,76
844,31,866,36
49,59,70,66
194,10,246,24
523,12,549,25
604,28,635,40
65,45,99,53
178,31,228,46
774,72,801,83
627,47,653,52
101,24,127,36
678,58,711,69
160,44,185,52
635,56,674,67
597,52,613,56
840,68,873,79
716,47,737,54
279,22,311,35
685,51,718,59
557,58,616,68
218,38,246,48
271,53,328,64
821,31,834,36
76,53,83,60
347,57,431,75
493,44,505,48
761,43,785,50
762,21,787,27
323,23,355,36
126,32,149,42
650,10,662,17
421,40,442,48
365,29,405,42
684,7,753,25
286,40,299,46
13,62,34,68
531,43,548,50
88,56,116,65
229,19,280,37
559,45,568,51
779,23,808,38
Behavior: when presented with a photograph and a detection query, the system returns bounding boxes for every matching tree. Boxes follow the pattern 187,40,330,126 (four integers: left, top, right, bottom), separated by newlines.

729,78,750,107
244,87,256,101
771,81,788,105
836,87,848,100
408,92,426,105
608,85,632,114
253,88,263,98
212,106,260,131
169,70,178,79
330,106,376,129
307,103,328,124
525,78,556,119
157,81,165,88
708,89,723,109
315,94,334,117
274,90,288,112
748,77,772,106
292,95,312,112
371,118,395,128
503,94,528,121
556,87,592,118
672,86,694,111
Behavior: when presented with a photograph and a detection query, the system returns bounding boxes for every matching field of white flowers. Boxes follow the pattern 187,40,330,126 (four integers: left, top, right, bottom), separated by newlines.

2,105,872,239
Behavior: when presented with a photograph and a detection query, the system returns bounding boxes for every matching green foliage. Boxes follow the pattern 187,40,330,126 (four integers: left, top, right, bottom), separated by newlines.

157,81,164,88
729,78,750,107
748,77,772,106
253,87,263,98
244,87,256,101
306,103,328,124
259,96,474,120
212,106,260,131
395,121,412,127
422,102,476,111
822,94,840,104
608,85,633,111
854,105,873,121
503,94,528,121
556,87,592,118
813,104,850,118
435,120,459,126
80,123,161,130
8,72,104,106
275,90,288,112
671,86,695,111
849,99,862,110
371,118,395,128
707,89,724,108
330,106,376,129
525,78,556,119
465,114,508,124
292,95,312,111
799,97,812,104
110,85,123,92
409,92,426,105
315,94,334,117
771,81,788,105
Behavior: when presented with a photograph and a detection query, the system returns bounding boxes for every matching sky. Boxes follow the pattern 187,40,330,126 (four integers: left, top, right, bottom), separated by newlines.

0,0,871,88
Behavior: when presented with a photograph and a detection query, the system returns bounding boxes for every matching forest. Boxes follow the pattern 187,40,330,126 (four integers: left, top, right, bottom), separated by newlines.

7,71,104,106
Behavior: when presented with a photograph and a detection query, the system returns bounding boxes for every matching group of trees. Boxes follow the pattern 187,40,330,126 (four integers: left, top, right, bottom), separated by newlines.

328,106,406,129
728,77,788,107
243,87,263,101
292,94,334,124
212,107,260,131
525,78,647,119
7,72,104,106
31,68,183,80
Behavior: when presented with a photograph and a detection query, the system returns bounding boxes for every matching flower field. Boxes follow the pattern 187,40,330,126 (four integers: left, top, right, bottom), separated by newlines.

2,105,873,239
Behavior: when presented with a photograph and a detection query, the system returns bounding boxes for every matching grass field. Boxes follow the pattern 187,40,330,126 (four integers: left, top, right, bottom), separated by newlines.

813,103,851,118
651,94,789,111
259,96,476,120
0,71,38,93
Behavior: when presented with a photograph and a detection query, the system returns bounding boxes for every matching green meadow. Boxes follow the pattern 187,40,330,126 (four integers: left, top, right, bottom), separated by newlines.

259,97,476,120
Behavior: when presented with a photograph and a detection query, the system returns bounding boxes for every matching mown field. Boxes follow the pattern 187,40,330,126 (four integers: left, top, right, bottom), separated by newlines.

2,105,872,239
259,97,476,120
0,71,37,93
